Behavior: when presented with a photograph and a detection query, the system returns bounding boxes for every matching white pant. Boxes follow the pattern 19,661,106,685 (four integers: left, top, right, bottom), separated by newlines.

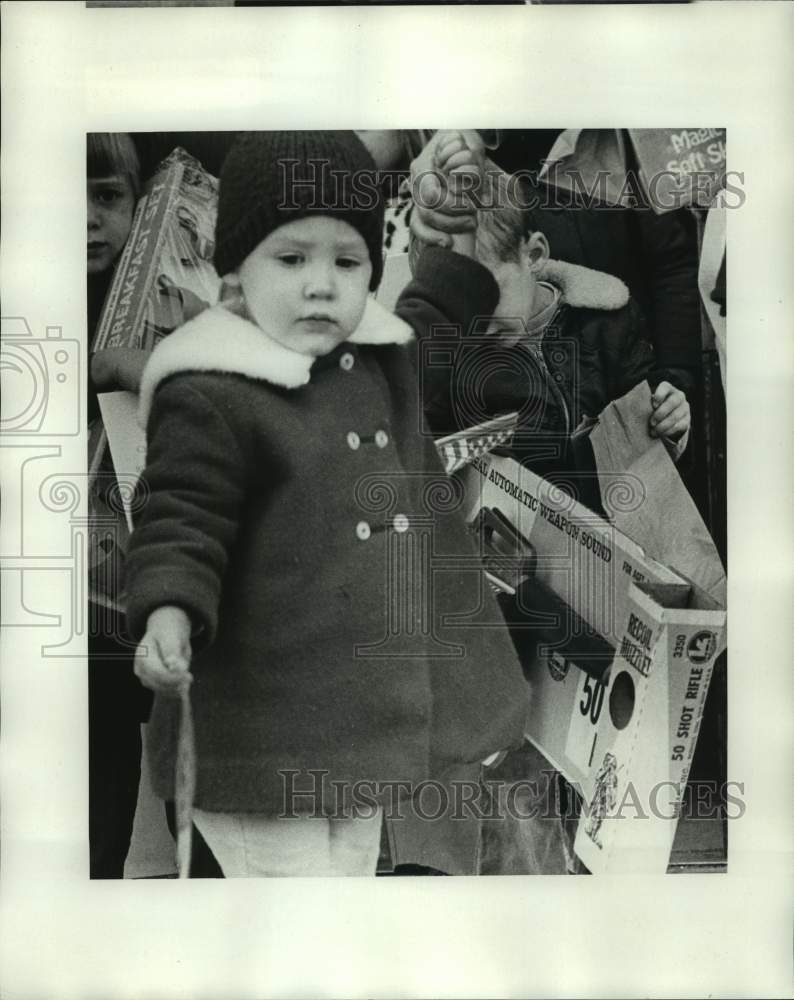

192,807,383,877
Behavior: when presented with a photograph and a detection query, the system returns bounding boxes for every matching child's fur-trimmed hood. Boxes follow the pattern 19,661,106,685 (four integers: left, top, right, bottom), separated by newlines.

138,295,413,426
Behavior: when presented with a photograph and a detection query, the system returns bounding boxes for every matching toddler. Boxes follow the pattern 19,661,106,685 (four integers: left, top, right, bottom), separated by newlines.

124,131,530,877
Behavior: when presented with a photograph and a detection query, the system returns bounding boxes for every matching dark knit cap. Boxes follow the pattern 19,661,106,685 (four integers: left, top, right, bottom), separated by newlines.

213,131,385,290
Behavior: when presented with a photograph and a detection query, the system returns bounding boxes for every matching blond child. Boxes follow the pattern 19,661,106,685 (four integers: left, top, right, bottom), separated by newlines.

419,131,691,476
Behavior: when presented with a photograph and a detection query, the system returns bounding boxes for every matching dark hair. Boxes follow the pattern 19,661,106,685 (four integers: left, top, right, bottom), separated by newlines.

87,133,141,199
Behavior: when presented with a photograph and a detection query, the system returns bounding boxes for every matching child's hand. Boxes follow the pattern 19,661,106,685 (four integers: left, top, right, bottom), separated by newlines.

433,130,482,213
410,130,485,248
134,605,193,697
429,130,482,258
649,381,690,440
91,348,148,394
434,130,482,176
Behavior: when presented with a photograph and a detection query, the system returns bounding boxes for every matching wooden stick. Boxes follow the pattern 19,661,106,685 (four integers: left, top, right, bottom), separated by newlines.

175,685,196,879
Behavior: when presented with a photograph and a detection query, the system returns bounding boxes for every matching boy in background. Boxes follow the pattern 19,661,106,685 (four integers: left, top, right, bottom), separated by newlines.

87,133,152,878
419,131,690,503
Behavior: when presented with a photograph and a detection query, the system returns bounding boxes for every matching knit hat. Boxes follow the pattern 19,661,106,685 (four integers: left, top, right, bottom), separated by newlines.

213,131,385,290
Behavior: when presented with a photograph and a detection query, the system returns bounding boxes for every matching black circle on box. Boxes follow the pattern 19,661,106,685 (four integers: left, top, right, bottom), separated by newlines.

609,670,635,730
687,630,717,663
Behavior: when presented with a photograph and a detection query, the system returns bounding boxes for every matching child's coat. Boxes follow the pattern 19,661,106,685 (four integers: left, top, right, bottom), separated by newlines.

125,250,530,819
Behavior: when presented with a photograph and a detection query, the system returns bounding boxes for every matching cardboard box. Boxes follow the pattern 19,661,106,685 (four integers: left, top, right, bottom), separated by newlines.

627,127,726,214
90,148,220,528
92,147,220,354
454,453,726,873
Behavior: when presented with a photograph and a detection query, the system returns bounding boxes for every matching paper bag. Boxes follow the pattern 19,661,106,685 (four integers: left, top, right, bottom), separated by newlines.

588,381,726,607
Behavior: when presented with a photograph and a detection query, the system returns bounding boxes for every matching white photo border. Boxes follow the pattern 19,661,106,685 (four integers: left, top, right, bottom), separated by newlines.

1,1,793,997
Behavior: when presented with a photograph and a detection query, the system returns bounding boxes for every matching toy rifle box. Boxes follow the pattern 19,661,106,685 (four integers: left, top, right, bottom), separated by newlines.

439,385,726,873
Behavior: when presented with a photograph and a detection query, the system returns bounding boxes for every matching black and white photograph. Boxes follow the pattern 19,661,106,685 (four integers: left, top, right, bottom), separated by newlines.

1,2,792,998
85,126,729,881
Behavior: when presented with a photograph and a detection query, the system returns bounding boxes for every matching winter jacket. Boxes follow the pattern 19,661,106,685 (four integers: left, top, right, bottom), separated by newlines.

489,129,702,398
415,257,688,489
124,249,530,817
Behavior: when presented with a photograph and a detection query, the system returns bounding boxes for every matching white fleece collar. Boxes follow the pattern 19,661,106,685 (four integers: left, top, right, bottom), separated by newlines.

539,258,629,311
138,295,413,427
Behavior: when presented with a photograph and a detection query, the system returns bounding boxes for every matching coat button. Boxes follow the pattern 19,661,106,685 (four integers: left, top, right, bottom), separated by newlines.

356,521,371,541
346,431,361,450
374,429,389,448
339,352,355,371
392,513,409,533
